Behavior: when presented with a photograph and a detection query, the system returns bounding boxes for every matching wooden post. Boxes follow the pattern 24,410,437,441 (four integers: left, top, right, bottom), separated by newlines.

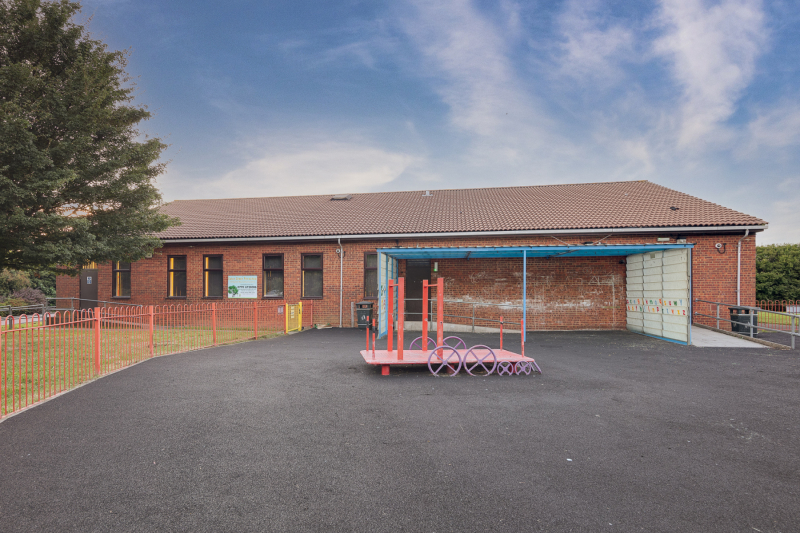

387,279,394,353
422,280,429,351
212,303,218,346
398,277,404,361
148,305,154,357
94,307,101,375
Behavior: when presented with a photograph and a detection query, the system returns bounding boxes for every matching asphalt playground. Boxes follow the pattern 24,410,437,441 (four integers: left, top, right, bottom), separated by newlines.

0,328,798,532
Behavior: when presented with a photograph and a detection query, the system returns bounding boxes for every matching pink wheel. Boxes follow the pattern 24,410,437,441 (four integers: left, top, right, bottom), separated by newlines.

428,346,462,376
497,361,514,376
464,345,497,375
442,336,467,350
515,361,532,375
409,336,437,350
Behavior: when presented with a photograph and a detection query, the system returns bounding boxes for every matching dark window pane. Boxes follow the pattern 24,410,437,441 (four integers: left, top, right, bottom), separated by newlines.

116,272,131,297
303,255,322,269
303,270,323,297
116,261,131,271
364,269,377,298
172,272,186,297
365,254,377,269
263,256,282,270
171,257,186,270
206,271,223,297
264,271,284,298
206,256,222,270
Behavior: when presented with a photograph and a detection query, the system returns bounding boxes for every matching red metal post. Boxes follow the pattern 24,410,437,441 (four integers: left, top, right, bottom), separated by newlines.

149,306,155,357
212,303,218,346
366,319,370,351
372,319,376,358
397,277,404,361
422,280,429,350
436,277,444,349
94,307,101,375
500,315,503,351
387,279,394,353
253,300,258,339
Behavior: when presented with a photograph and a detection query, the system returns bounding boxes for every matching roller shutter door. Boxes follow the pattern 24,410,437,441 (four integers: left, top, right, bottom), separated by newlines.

626,249,690,344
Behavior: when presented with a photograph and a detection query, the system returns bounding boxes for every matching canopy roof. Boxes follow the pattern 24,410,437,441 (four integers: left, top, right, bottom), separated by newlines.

376,243,694,260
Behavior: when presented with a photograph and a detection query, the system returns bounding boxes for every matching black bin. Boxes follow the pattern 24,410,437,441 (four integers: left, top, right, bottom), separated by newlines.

356,301,374,330
729,306,758,336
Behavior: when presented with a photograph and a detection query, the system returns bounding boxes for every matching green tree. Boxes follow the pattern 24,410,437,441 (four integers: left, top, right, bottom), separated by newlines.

0,0,177,276
756,244,800,301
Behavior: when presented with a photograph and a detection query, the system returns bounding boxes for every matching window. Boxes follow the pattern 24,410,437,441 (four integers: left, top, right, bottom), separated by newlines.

364,253,378,299
301,254,323,298
168,256,187,297
112,261,131,298
203,255,223,298
263,254,284,298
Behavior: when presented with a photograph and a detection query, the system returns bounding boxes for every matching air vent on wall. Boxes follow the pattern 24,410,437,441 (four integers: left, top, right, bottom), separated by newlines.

330,194,353,201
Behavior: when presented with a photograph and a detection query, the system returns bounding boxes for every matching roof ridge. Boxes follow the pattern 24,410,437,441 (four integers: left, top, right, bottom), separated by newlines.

166,180,651,203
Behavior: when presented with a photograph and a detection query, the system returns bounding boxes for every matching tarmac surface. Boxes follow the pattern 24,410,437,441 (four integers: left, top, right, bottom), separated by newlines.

1,329,798,532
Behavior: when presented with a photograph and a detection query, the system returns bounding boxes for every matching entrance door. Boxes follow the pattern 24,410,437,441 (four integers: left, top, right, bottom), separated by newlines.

405,260,430,322
626,249,690,344
80,269,98,309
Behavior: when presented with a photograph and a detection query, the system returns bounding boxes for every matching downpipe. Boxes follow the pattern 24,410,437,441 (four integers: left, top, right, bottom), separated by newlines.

737,229,749,306
337,237,344,328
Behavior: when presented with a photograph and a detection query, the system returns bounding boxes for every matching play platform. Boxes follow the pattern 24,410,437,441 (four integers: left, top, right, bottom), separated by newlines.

359,277,541,376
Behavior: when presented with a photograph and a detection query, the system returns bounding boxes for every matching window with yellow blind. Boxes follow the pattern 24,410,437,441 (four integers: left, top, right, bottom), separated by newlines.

112,261,131,297
203,255,223,298
167,256,187,297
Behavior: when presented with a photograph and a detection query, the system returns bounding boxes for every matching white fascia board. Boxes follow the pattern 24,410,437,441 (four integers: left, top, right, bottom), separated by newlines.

159,224,767,244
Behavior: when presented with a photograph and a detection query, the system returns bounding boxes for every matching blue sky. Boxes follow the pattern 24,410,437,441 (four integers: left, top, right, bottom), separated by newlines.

78,0,800,244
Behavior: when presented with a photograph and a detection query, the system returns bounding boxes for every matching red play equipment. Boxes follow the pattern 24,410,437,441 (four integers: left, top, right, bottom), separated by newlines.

359,277,541,376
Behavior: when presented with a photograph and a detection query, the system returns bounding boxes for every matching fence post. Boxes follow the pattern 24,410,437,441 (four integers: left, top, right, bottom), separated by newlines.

148,306,155,357
749,313,754,338
253,300,258,339
716,304,720,329
212,303,218,346
94,307,101,375
792,316,796,350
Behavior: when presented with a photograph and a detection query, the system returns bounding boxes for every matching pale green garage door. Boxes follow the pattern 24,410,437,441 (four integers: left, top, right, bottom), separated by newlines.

626,249,691,344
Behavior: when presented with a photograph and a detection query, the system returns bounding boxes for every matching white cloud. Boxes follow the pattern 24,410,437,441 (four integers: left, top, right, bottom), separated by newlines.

746,102,800,151
653,0,767,148
556,0,635,83
197,142,419,199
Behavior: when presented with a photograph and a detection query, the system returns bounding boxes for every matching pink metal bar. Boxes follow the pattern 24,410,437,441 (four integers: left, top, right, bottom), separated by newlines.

387,279,394,353
422,280,429,352
397,277,404,361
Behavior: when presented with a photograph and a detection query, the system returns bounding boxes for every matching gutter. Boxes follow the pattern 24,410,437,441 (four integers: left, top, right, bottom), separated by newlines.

159,224,768,244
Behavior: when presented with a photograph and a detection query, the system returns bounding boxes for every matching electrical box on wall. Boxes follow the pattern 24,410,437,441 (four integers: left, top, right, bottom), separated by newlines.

434,262,438,272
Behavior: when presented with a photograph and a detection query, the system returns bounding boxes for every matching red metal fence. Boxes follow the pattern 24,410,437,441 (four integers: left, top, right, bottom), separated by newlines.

1,301,311,419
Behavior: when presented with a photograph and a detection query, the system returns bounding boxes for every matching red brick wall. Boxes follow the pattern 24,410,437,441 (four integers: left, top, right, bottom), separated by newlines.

54,232,758,330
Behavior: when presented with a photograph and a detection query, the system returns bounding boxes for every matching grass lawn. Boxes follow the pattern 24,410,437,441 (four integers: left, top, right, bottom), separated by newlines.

758,311,799,326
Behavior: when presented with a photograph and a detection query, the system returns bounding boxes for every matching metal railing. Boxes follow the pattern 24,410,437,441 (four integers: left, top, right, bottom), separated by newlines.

404,298,524,332
694,298,800,349
1,300,313,419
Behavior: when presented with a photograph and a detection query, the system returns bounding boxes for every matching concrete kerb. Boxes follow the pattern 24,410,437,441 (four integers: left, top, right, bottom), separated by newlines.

692,322,791,350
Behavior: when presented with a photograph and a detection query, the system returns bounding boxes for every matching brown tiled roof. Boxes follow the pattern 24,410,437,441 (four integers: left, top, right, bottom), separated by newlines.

157,181,767,240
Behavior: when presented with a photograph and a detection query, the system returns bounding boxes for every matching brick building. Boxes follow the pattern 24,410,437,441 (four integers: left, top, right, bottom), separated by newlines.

56,181,767,344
